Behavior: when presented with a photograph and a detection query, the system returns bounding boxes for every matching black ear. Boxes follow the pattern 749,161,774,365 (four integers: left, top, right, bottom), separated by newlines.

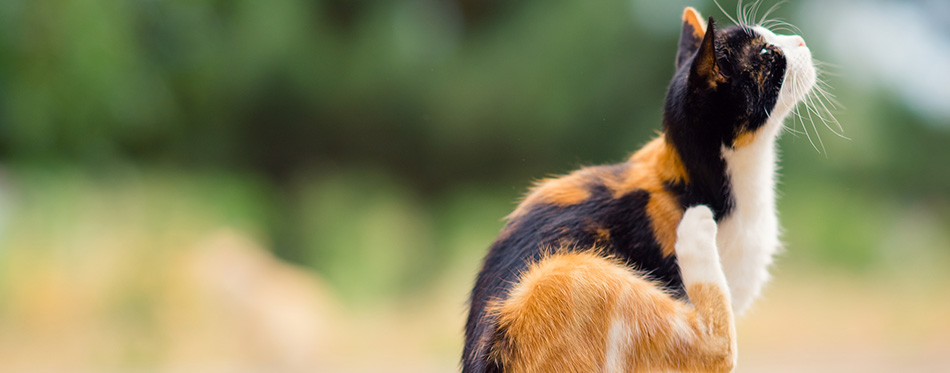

689,16,725,88
676,7,707,70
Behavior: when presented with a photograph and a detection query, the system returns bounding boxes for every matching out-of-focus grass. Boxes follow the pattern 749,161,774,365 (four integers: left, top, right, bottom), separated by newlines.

780,177,950,274
0,166,948,372
290,168,512,305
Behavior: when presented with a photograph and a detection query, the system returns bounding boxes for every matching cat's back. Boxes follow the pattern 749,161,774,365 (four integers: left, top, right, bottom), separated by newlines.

464,138,689,371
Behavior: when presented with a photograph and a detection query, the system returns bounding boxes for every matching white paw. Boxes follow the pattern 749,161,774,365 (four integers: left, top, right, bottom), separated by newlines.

676,205,724,286
677,205,717,249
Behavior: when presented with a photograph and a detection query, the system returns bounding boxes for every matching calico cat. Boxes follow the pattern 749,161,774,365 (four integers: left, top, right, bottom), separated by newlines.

463,6,818,373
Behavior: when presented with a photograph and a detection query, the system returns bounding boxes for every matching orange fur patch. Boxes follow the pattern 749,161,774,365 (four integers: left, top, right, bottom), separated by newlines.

647,192,683,257
683,7,707,38
507,171,593,220
612,137,689,256
488,251,736,372
676,283,737,372
593,227,611,244
733,130,757,148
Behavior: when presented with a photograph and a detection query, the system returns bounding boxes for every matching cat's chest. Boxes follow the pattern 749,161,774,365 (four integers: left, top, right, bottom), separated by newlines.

715,142,781,315
716,207,779,314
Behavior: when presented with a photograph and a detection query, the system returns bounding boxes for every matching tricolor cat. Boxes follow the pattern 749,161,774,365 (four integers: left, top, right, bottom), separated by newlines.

464,6,819,373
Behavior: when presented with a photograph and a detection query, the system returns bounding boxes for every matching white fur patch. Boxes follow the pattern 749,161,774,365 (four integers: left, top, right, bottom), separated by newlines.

604,285,637,373
718,139,780,315
604,315,629,373
675,206,728,290
669,315,696,346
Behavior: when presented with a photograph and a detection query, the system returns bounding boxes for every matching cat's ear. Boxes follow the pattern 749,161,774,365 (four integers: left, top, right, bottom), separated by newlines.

676,7,707,70
689,16,726,88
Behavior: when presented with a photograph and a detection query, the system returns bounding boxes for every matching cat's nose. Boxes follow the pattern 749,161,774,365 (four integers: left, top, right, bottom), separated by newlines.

779,35,806,48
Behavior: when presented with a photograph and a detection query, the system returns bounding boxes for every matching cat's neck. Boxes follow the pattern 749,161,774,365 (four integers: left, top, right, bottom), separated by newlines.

721,112,790,219
660,131,732,218
660,121,782,220
624,128,781,222
721,130,778,221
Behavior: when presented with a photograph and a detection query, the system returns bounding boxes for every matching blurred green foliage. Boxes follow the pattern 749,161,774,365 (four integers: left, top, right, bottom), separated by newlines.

0,0,948,303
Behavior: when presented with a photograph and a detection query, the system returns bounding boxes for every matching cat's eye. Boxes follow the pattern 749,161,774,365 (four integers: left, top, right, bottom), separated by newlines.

760,47,769,55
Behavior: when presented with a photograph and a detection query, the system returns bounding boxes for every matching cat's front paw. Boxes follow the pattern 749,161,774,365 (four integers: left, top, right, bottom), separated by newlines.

676,205,723,286
677,205,717,248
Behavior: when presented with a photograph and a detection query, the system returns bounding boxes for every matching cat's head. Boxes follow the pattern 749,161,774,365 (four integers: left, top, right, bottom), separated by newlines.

664,7,816,149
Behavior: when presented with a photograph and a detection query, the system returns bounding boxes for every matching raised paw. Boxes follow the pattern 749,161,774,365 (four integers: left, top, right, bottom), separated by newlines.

677,205,717,249
675,205,724,287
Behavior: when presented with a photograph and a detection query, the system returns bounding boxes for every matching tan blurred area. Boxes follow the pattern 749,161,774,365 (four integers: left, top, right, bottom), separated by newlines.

3,238,949,373
0,172,463,372
737,272,950,372
0,227,455,373
0,228,337,372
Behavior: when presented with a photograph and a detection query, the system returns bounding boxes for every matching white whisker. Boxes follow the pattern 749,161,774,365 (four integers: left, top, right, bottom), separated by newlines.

814,85,845,109
812,59,841,68
816,68,842,78
812,84,841,109
758,0,788,25
802,95,827,155
793,105,820,153
805,92,849,140
761,19,803,35
748,0,767,28
810,90,847,136
739,0,753,27
783,124,805,136
713,0,742,28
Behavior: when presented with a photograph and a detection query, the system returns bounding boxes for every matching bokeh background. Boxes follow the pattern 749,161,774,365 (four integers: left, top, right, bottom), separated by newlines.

0,0,948,372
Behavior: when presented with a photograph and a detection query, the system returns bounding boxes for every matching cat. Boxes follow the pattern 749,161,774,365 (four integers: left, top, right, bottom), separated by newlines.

463,6,818,373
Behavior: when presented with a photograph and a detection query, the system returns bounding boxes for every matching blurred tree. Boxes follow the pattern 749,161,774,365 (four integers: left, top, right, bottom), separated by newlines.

0,0,946,279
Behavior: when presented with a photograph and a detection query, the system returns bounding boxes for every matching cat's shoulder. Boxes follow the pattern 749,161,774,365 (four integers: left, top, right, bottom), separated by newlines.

507,162,631,220
507,136,687,220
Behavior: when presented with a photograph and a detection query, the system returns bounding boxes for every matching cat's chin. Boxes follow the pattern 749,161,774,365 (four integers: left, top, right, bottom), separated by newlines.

775,73,815,115
774,65,816,121
780,56,817,109
754,26,817,129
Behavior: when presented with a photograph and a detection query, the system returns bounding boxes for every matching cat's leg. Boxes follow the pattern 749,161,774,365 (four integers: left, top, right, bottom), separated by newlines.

485,205,735,373
671,205,738,372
